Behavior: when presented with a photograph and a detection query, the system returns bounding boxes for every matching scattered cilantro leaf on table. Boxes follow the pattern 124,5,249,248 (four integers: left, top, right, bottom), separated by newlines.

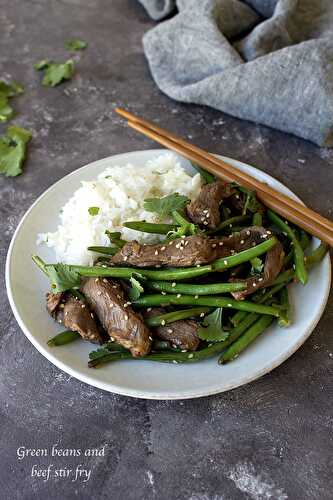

144,193,189,219
46,263,81,293
0,125,32,177
88,206,100,216
35,59,75,87
65,39,87,51
0,80,24,122
197,308,229,342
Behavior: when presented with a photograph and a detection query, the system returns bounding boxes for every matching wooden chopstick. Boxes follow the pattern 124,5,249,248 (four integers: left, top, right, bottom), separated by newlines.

115,108,333,246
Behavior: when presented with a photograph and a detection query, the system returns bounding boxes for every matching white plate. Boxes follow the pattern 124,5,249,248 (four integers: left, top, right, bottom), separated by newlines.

6,150,331,399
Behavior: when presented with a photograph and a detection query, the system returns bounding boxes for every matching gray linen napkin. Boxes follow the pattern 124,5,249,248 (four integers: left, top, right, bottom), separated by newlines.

138,0,333,147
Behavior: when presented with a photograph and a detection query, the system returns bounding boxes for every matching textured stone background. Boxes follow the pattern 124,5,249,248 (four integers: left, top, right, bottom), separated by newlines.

0,1,332,499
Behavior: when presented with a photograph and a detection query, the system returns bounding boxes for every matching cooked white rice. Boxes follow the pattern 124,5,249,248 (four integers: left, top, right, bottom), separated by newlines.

37,153,202,265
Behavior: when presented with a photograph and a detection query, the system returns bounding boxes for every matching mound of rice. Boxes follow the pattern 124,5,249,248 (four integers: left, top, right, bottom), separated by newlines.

37,154,202,265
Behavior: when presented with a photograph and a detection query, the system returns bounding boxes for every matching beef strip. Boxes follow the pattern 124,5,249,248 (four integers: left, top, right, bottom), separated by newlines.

46,292,104,344
81,278,151,357
144,308,200,351
186,180,234,229
110,226,279,268
111,235,225,267
230,240,285,300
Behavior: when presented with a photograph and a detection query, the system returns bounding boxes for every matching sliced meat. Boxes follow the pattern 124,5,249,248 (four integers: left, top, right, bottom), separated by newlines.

144,308,200,351
111,226,279,268
111,235,226,267
186,180,234,229
230,240,285,299
46,292,104,344
81,278,151,357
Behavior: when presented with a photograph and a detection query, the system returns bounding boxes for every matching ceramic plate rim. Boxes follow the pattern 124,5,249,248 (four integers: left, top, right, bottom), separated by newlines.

5,150,331,399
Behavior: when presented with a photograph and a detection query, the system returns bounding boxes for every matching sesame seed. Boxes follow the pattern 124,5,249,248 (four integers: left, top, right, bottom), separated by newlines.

173,360,178,364
102,265,108,268
59,304,65,308
149,336,153,341
202,209,208,214
124,314,129,320
188,353,194,359
205,213,210,218
161,320,166,326
185,241,189,246
267,230,272,234
97,291,102,296
109,303,113,308
176,294,182,298
200,217,205,222
124,256,128,261
227,303,232,307
65,311,68,316
180,247,184,251
171,282,176,287
200,312,205,317
90,313,94,318
194,295,199,299
175,243,180,248
219,241,224,246
167,328,173,334
231,250,235,255
161,246,166,251
262,234,268,238
224,260,228,265
203,221,208,225
161,291,167,295
58,319,62,324
124,303,128,308
117,294,121,299
95,278,99,283
196,264,201,268
253,283,257,287
246,230,250,236
110,336,114,341
103,278,108,283
258,277,263,282
112,285,117,289
147,308,152,312
181,235,186,239
212,243,217,248
240,240,244,244
169,241,173,245
154,250,159,255
81,304,85,309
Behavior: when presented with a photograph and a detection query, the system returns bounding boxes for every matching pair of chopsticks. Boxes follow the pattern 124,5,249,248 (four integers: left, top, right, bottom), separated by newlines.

115,108,333,246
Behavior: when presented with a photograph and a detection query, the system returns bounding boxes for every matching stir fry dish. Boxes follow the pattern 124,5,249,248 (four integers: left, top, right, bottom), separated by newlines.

33,165,328,368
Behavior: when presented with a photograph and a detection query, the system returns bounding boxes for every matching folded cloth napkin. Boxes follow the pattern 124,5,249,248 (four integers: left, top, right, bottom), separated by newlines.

138,0,333,147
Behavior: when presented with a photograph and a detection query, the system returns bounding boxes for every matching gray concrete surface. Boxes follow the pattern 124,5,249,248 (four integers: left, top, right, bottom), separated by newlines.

0,1,332,499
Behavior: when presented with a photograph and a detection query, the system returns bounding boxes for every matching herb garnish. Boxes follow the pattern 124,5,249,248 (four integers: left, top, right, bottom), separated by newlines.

0,80,24,122
34,59,75,87
197,308,229,342
0,125,32,177
65,39,88,51
88,206,100,216
46,263,81,293
144,193,189,219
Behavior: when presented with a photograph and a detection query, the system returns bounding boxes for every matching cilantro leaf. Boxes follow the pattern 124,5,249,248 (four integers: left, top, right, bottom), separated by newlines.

167,210,198,239
128,276,144,301
89,347,111,360
250,257,264,275
65,39,88,51
197,308,229,342
191,162,215,184
105,230,126,248
35,59,75,87
0,80,24,123
88,206,100,216
144,193,189,219
0,125,32,177
46,263,81,293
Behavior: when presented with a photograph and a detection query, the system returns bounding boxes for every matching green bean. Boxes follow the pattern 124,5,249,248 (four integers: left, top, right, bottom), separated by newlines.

47,330,80,347
123,221,178,235
87,246,118,255
267,210,307,285
146,280,246,295
252,212,263,226
278,288,291,327
145,307,211,326
213,237,277,271
219,315,274,364
208,215,251,235
230,281,291,326
134,294,281,317
305,242,328,266
32,255,49,276
65,263,213,281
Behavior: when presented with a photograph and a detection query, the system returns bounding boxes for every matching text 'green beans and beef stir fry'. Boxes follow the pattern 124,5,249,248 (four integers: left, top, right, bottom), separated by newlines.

33,165,328,368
